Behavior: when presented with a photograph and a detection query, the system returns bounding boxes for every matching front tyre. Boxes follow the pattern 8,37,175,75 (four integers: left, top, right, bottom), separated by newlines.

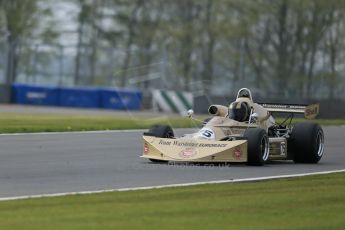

149,159,166,163
145,125,174,163
288,122,324,163
147,125,174,138
244,128,269,166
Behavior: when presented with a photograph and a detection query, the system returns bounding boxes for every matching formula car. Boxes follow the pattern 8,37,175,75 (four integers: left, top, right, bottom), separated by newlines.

141,88,324,165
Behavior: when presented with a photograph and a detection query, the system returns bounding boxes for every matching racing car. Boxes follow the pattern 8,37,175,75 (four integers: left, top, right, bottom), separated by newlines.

141,88,324,165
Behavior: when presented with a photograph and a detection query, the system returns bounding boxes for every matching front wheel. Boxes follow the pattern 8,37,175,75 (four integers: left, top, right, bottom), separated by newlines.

244,128,269,166
146,125,174,138
149,159,166,163
288,122,324,163
145,125,174,163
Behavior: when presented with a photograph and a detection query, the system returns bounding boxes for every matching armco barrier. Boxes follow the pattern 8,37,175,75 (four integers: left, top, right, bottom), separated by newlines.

100,88,142,110
59,87,100,108
152,89,193,114
11,83,59,106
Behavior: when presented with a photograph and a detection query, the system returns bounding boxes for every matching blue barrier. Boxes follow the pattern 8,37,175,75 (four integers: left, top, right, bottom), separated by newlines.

11,83,59,106
100,88,142,110
59,87,100,108
11,84,143,110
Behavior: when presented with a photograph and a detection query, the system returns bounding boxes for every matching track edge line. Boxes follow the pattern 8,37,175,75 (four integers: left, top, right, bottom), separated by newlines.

1,169,345,202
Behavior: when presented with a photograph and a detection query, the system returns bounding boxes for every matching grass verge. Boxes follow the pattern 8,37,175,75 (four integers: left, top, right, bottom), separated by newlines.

0,112,343,133
0,172,344,230
0,113,201,133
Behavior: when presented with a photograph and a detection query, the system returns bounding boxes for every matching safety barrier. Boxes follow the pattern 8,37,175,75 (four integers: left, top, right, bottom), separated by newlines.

12,83,59,106
59,87,100,108
152,89,193,114
11,84,142,110
100,88,142,110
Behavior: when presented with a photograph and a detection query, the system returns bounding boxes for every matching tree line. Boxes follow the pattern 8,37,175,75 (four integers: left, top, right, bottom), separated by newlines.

1,0,344,99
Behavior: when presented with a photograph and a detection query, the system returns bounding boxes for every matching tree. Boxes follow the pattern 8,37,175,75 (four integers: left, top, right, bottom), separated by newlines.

300,0,336,98
134,0,163,89
323,4,345,99
74,0,87,85
94,0,145,87
0,0,55,84
160,0,203,91
3,0,344,100
236,0,343,98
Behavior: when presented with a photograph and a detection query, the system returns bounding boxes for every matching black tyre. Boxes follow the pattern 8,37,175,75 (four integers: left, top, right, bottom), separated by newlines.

149,158,166,163
146,125,174,163
288,122,324,163
147,125,174,138
244,128,269,166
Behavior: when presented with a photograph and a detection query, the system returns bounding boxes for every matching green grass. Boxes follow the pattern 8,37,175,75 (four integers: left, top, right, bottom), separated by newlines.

0,173,344,230
0,112,343,133
0,113,201,133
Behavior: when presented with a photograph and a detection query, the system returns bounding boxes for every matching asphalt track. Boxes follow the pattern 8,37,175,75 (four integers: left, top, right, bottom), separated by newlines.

0,126,344,199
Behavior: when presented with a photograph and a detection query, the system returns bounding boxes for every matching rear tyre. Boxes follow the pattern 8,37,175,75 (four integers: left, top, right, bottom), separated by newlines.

288,122,324,163
244,128,269,166
146,125,174,163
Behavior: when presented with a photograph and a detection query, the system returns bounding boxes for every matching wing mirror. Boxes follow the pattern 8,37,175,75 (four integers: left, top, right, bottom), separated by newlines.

187,109,194,118
185,109,203,123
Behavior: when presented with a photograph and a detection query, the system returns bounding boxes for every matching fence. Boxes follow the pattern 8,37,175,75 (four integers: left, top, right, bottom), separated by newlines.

1,40,345,105
0,41,173,89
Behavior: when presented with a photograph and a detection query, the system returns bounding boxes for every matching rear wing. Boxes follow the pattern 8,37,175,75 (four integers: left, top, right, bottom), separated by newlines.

260,103,319,119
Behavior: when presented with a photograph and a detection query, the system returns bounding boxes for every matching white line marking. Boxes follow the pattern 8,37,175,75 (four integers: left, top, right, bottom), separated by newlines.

0,129,146,136
1,169,344,202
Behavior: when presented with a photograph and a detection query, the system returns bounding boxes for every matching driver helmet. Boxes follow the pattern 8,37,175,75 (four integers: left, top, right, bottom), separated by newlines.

228,101,251,122
238,89,250,98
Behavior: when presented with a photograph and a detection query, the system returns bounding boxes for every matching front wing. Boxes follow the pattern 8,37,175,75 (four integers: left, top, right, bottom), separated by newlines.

142,136,248,162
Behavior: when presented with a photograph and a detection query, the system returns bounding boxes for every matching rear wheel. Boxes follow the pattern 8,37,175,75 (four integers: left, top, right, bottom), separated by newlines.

244,128,269,166
288,122,324,163
146,125,174,163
